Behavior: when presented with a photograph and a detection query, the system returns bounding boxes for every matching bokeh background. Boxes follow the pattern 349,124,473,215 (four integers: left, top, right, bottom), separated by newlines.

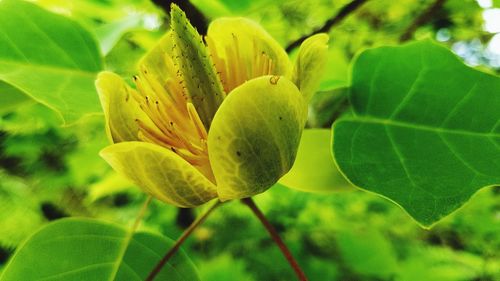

0,0,499,280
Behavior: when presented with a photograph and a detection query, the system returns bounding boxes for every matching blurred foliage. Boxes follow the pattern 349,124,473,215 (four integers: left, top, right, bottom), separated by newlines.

0,0,499,280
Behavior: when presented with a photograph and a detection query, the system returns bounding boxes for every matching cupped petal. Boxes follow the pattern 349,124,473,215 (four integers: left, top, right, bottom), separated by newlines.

138,31,175,80
95,71,147,143
292,33,329,101
100,141,218,207
136,30,188,118
206,18,292,93
207,75,307,201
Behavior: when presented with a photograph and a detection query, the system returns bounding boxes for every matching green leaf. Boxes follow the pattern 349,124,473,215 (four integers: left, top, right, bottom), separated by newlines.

208,75,306,201
0,173,44,248
95,13,145,55
0,81,30,114
307,87,348,128
332,40,500,227
0,0,103,124
280,129,353,193
336,228,398,279
0,218,199,281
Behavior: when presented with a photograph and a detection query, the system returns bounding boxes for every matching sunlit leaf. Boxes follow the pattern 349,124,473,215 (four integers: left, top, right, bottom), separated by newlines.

0,0,103,124
0,218,199,281
0,82,30,114
332,40,500,227
95,13,145,55
280,129,353,193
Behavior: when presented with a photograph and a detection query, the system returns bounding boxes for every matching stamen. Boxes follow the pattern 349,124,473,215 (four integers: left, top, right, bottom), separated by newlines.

187,103,208,139
268,58,273,75
262,54,270,76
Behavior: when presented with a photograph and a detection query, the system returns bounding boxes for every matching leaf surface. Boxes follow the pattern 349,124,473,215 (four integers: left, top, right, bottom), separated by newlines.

0,81,30,114
0,218,199,281
0,0,103,124
280,129,353,193
332,40,500,226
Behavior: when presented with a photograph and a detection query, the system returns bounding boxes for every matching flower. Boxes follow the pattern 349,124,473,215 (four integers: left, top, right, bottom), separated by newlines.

95,4,328,207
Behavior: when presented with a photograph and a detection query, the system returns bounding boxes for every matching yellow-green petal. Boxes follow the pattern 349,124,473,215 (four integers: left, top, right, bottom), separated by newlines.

100,141,217,207
292,33,329,101
138,31,175,81
95,71,145,143
207,76,306,201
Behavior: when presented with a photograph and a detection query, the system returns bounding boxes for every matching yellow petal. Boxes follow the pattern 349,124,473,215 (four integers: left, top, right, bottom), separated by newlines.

138,31,175,81
292,33,329,101
100,141,217,207
208,76,307,201
136,31,187,114
206,18,292,93
95,71,146,143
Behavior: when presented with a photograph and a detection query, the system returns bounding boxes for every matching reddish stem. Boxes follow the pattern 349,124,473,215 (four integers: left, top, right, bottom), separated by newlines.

241,197,308,281
146,200,221,281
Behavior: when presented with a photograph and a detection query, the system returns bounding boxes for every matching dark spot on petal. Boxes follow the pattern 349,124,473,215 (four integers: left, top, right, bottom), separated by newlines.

270,76,281,85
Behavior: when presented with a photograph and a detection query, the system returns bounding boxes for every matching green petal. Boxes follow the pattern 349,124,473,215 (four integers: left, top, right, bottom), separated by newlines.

292,33,329,101
95,71,145,143
206,18,292,85
100,141,217,207
207,76,306,201
170,5,226,130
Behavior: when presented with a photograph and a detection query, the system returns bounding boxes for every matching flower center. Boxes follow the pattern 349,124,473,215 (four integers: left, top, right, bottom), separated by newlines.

132,60,215,182
207,34,276,93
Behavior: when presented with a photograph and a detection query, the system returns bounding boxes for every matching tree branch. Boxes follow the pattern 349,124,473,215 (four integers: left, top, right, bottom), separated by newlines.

241,198,308,281
285,0,369,52
399,0,447,42
152,0,209,35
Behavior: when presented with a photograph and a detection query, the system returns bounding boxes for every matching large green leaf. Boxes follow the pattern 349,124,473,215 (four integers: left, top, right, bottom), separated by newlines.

0,218,199,281
95,13,145,55
0,81,30,114
332,40,500,227
0,0,103,124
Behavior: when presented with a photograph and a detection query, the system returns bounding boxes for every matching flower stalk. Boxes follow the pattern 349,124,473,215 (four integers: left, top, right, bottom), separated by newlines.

146,200,222,281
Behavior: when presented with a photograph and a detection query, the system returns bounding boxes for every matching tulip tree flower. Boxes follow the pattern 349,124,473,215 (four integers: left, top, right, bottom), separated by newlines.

96,5,328,207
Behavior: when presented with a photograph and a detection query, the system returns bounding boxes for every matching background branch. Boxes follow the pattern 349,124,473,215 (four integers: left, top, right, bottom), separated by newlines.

152,0,208,35
399,0,447,42
285,0,369,52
